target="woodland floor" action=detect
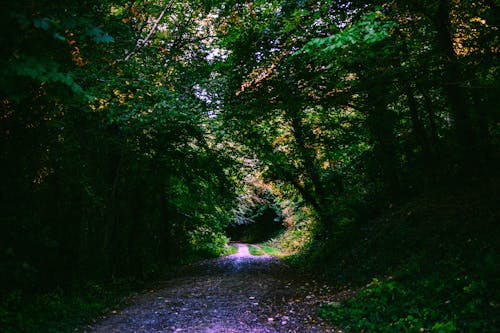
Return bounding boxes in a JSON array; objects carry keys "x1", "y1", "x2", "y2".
[{"x1": 82, "y1": 243, "x2": 348, "y2": 333}]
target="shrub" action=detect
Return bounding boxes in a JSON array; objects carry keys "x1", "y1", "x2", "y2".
[
  {"x1": 319, "y1": 265, "x2": 499, "y2": 332},
  {"x1": 189, "y1": 227, "x2": 229, "y2": 258}
]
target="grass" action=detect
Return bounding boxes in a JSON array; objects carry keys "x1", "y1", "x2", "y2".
[
  {"x1": 248, "y1": 244, "x2": 282, "y2": 257},
  {"x1": 248, "y1": 245, "x2": 266, "y2": 256},
  {"x1": 224, "y1": 244, "x2": 239, "y2": 256},
  {"x1": 259, "y1": 245, "x2": 282, "y2": 257}
]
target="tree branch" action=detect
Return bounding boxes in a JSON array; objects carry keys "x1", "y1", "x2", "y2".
[{"x1": 123, "y1": 0, "x2": 175, "y2": 62}]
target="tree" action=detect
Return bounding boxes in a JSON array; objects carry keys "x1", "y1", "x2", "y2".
[
  {"x1": 216, "y1": 0, "x2": 499, "y2": 229},
  {"x1": 0, "y1": 0, "x2": 237, "y2": 292}
]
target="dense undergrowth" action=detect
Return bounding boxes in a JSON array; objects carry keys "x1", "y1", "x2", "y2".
[
  {"x1": 0, "y1": 279, "x2": 139, "y2": 333},
  {"x1": 305, "y1": 178, "x2": 500, "y2": 332}
]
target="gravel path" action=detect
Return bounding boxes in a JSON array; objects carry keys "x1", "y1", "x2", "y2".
[{"x1": 84, "y1": 244, "x2": 342, "y2": 333}]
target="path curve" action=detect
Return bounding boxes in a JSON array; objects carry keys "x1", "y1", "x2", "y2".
[{"x1": 83, "y1": 244, "x2": 339, "y2": 333}]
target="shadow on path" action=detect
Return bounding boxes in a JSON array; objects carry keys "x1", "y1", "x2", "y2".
[{"x1": 83, "y1": 244, "x2": 338, "y2": 333}]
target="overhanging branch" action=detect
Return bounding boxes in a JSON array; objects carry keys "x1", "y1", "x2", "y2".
[{"x1": 123, "y1": 0, "x2": 175, "y2": 62}]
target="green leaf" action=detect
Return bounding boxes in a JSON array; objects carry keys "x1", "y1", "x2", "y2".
[
  {"x1": 52, "y1": 32, "x2": 66, "y2": 41},
  {"x1": 86, "y1": 26, "x2": 115, "y2": 43},
  {"x1": 33, "y1": 17, "x2": 51, "y2": 30},
  {"x1": 98, "y1": 33, "x2": 115, "y2": 43}
]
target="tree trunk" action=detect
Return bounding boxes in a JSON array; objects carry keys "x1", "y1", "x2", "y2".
[
  {"x1": 433, "y1": 0, "x2": 476, "y2": 160},
  {"x1": 404, "y1": 82, "x2": 430, "y2": 156},
  {"x1": 417, "y1": 85, "x2": 439, "y2": 150},
  {"x1": 288, "y1": 103, "x2": 330, "y2": 224},
  {"x1": 366, "y1": 85, "x2": 400, "y2": 197}
]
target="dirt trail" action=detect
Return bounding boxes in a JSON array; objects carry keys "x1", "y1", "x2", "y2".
[{"x1": 83, "y1": 243, "x2": 340, "y2": 333}]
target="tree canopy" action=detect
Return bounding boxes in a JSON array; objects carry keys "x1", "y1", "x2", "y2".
[{"x1": 1, "y1": 0, "x2": 499, "y2": 331}]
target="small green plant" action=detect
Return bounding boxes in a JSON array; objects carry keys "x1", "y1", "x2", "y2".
[{"x1": 431, "y1": 321, "x2": 457, "y2": 333}]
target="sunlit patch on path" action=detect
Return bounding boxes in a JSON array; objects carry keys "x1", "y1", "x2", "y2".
[
  {"x1": 230, "y1": 243, "x2": 253, "y2": 257},
  {"x1": 83, "y1": 244, "x2": 339, "y2": 333}
]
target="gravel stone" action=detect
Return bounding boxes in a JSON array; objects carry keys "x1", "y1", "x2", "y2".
[{"x1": 83, "y1": 244, "x2": 340, "y2": 333}]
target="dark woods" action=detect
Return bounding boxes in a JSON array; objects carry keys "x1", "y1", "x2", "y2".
[
  {"x1": 0, "y1": 0, "x2": 237, "y2": 292},
  {"x1": 0, "y1": 0, "x2": 498, "y2": 331}
]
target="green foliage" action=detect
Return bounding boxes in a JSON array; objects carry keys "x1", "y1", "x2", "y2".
[
  {"x1": 33, "y1": 17, "x2": 52, "y2": 31},
  {"x1": 224, "y1": 245, "x2": 239, "y2": 256},
  {"x1": 85, "y1": 26, "x2": 114, "y2": 43},
  {"x1": 315, "y1": 181, "x2": 500, "y2": 333},
  {"x1": 300, "y1": 9, "x2": 397, "y2": 55},
  {"x1": 189, "y1": 228, "x2": 230, "y2": 258},
  {"x1": 0, "y1": 279, "x2": 137, "y2": 333},
  {"x1": 259, "y1": 245, "x2": 282, "y2": 257},
  {"x1": 9, "y1": 56, "x2": 84, "y2": 95},
  {"x1": 1, "y1": 0, "x2": 499, "y2": 331},
  {"x1": 0, "y1": 0, "x2": 237, "y2": 306},
  {"x1": 248, "y1": 245, "x2": 265, "y2": 256},
  {"x1": 247, "y1": 243, "x2": 282, "y2": 257},
  {"x1": 319, "y1": 267, "x2": 498, "y2": 332}
]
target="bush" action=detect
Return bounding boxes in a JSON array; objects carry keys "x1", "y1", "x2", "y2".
[
  {"x1": 0, "y1": 279, "x2": 137, "y2": 333},
  {"x1": 189, "y1": 227, "x2": 229, "y2": 258},
  {"x1": 319, "y1": 264, "x2": 499, "y2": 332}
]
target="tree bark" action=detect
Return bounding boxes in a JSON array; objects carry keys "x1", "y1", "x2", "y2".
[
  {"x1": 366, "y1": 84, "x2": 400, "y2": 197},
  {"x1": 287, "y1": 103, "x2": 332, "y2": 225},
  {"x1": 433, "y1": 0, "x2": 476, "y2": 158},
  {"x1": 404, "y1": 82, "x2": 430, "y2": 156}
]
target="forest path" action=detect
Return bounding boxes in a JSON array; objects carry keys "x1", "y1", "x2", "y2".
[{"x1": 83, "y1": 243, "x2": 342, "y2": 333}]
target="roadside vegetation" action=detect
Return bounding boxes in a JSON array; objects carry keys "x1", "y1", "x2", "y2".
[
  {"x1": 224, "y1": 245, "x2": 239, "y2": 256},
  {"x1": 1, "y1": 0, "x2": 498, "y2": 332},
  {"x1": 247, "y1": 244, "x2": 282, "y2": 257},
  {"x1": 287, "y1": 180, "x2": 499, "y2": 332},
  {"x1": 1, "y1": 279, "x2": 142, "y2": 333},
  {"x1": 248, "y1": 245, "x2": 266, "y2": 256}
]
